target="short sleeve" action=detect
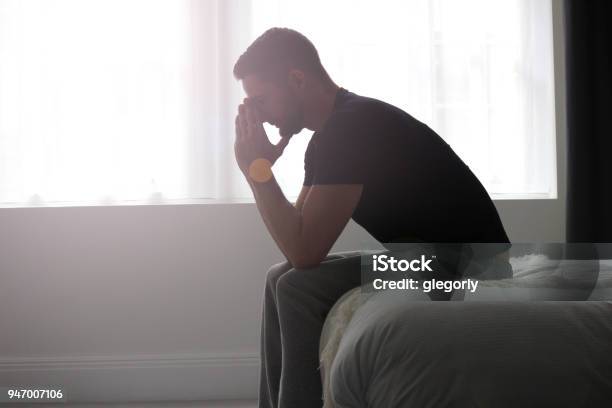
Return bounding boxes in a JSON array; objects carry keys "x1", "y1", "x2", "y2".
[{"x1": 311, "y1": 115, "x2": 367, "y2": 185}]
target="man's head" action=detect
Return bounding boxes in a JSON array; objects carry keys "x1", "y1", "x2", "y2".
[{"x1": 233, "y1": 28, "x2": 334, "y2": 138}]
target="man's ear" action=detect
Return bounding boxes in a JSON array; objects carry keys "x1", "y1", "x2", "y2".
[{"x1": 287, "y1": 69, "x2": 306, "y2": 91}]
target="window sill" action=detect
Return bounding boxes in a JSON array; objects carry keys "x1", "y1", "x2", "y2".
[{"x1": 0, "y1": 192, "x2": 556, "y2": 209}]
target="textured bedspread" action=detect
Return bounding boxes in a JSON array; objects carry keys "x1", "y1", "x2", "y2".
[{"x1": 319, "y1": 256, "x2": 612, "y2": 407}]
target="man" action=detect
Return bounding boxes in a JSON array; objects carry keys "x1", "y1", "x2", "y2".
[{"x1": 233, "y1": 28, "x2": 511, "y2": 408}]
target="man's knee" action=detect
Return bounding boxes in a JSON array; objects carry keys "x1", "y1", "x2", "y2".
[
  {"x1": 275, "y1": 267, "x2": 312, "y2": 299},
  {"x1": 265, "y1": 261, "x2": 292, "y2": 290}
]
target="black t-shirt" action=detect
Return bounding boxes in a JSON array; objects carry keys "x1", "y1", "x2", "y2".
[{"x1": 304, "y1": 87, "x2": 510, "y2": 247}]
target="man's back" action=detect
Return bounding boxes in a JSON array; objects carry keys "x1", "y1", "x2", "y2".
[{"x1": 304, "y1": 88, "x2": 510, "y2": 246}]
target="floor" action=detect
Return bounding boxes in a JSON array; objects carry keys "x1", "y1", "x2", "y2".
[{"x1": 5, "y1": 400, "x2": 257, "y2": 408}]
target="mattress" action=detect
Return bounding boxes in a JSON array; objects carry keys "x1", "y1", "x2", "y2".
[{"x1": 319, "y1": 255, "x2": 612, "y2": 407}]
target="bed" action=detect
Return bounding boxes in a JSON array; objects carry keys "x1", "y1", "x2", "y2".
[{"x1": 319, "y1": 251, "x2": 612, "y2": 407}]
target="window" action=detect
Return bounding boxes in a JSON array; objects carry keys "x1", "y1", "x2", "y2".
[
  {"x1": 0, "y1": 0, "x2": 556, "y2": 207},
  {"x1": 253, "y1": 0, "x2": 557, "y2": 200}
]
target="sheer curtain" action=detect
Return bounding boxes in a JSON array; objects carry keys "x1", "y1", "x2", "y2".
[
  {"x1": 0, "y1": 0, "x2": 252, "y2": 206},
  {"x1": 255, "y1": 0, "x2": 557, "y2": 200},
  {"x1": 0, "y1": 0, "x2": 556, "y2": 207}
]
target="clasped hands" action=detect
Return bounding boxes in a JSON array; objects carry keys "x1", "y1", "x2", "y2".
[{"x1": 234, "y1": 98, "x2": 290, "y2": 182}]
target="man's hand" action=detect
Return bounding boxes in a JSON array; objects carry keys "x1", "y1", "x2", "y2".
[{"x1": 234, "y1": 99, "x2": 290, "y2": 176}]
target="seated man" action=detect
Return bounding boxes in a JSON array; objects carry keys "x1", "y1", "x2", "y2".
[{"x1": 232, "y1": 27, "x2": 511, "y2": 408}]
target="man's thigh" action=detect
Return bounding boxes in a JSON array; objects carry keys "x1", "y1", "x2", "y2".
[
  {"x1": 275, "y1": 252, "x2": 365, "y2": 306},
  {"x1": 266, "y1": 251, "x2": 364, "y2": 284}
]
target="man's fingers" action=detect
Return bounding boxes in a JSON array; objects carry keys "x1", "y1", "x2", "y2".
[
  {"x1": 238, "y1": 104, "x2": 247, "y2": 127},
  {"x1": 251, "y1": 104, "x2": 264, "y2": 124},
  {"x1": 235, "y1": 114, "x2": 243, "y2": 140},
  {"x1": 237, "y1": 105, "x2": 249, "y2": 139},
  {"x1": 245, "y1": 105, "x2": 258, "y2": 132}
]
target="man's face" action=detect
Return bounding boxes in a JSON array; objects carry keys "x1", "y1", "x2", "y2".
[{"x1": 242, "y1": 74, "x2": 304, "y2": 138}]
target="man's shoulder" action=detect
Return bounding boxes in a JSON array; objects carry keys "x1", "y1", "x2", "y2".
[
  {"x1": 329, "y1": 90, "x2": 425, "y2": 134},
  {"x1": 317, "y1": 94, "x2": 382, "y2": 143},
  {"x1": 333, "y1": 91, "x2": 392, "y2": 119}
]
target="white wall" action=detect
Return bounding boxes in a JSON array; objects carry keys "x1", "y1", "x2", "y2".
[
  {"x1": 0, "y1": 200, "x2": 563, "y2": 403},
  {"x1": 0, "y1": 204, "x2": 379, "y2": 402},
  {"x1": 0, "y1": 1, "x2": 567, "y2": 403},
  {"x1": 0, "y1": 199, "x2": 563, "y2": 403}
]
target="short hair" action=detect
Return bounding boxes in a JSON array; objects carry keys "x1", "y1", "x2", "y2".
[{"x1": 233, "y1": 27, "x2": 331, "y2": 83}]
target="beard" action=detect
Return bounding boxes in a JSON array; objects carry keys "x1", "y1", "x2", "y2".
[
  {"x1": 278, "y1": 92, "x2": 305, "y2": 138},
  {"x1": 278, "y1": 120, "x2": 303, "y2": 138}
]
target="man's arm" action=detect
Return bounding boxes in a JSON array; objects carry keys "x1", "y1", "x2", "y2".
[
  {"x1": 247, "y1": 182, "x2": 310, "y2": 264},
  {"x1": 249, "y1": 176, "x2": 362, "y2": 268},
  {"x1": 234, "y1": 100, "x2": 361, "y2": 267}
]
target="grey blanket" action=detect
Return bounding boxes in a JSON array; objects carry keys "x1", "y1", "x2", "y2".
[{"x1": 324, "y1": 257, "x2": 612, "y2": 407}]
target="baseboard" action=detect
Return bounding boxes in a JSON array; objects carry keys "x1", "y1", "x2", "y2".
[{"x1": 0, "y1": 352, "x2": 259, "y2": 403}]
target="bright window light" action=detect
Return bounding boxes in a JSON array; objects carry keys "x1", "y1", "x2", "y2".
[
  {"x1": 252, "y1": 0, "x2": 557, "y2": 200},
  {"x1": 0, "y1": 0, "x2": 557, "y2": 207}
]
